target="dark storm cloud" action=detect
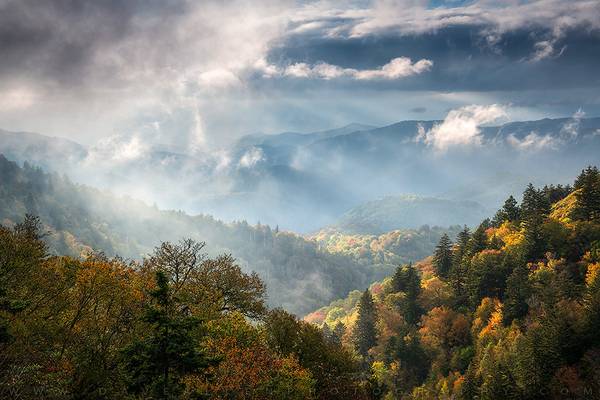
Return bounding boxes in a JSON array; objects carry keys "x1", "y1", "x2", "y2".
[
  {"x1": 266, "y1": 25, "x2": 600, "y2": 92},
  {"x1": 0, "y1": 0, "x2": 189, "y2": 87}
]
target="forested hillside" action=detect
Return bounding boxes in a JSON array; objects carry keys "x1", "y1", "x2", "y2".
[
  {"x1": 0, "y1": 221, "x2": 370, "y2": 399},
  {"x1": 305, "y1": 167, "x2": 600, "y2": 399},
  {"x1": 330, "y1": 196, "x2": 488, "y2": 234},
  {"x1": 0, "y1": 155, "x2": 393, "y2": 315},
  {"x1": 312, "y1": 226, "x2": 462, "y2": 267}
]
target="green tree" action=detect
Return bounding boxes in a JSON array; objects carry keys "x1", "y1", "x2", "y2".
[
  {"x1": 493, "y1": 195, "x2": 520, "y2": 225},
  {"x1": 391, "y1": 264, "x2": 422, "y2": 324},
  {"x1": 450, "y1": 226, "x2": 471, "y2": 305},
  {"x1": 354, "y1": 289, "x2": 378, "y2": 358},
  {"x1": 521, "y1": 184, "x2": 550, "y2": 261},
  {"x1": 502, "y1": 263, "x2": 531, "y2": 325},
  {"x1": 468, "y1": 222, "x2": 489, "y2": 256},
  {"x1": 122, "y1": 271, "x2": 213, "y2": 399},
  {"x1": 264, "y1": 309, "x2": 365, "y2": 399},
  {"x1": 574, "y1": 166, "x2": 600, "y2": 221},
  {"x1": 433, "y1": 234, "x2": 453, "y2": 279}
]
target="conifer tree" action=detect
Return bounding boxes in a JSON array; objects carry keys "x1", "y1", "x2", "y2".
[
  {"x1": 123, "y1": 271, "x2": 213, "y2": 399},
  {"x1": 493, "y1": 195, "x2": 520, "y2": 225},
  {"x1": 391, "y1": 264, "x2": 422, "y2": 324},
  {"x1": 433, "y1": 234, "x2": 453, "y2": 279},
  {"x1": 574, "y1": 166, "x2": 600, "y2": 221},
  {"x1": 520, "y1": 184, "x2": 550, "y2": 261},
  {"x1": 449, "y1": 226, "x2": 471, "y2": 304},
  {"x1": 353, "y1": 289, "x2": 378, "y2": 358},
  {"x1": 468, "y1": 223, "x2": 488, "y2": 256},
  {"x1": 502, "y1": 263, "x2": 531, "y2": 325}
]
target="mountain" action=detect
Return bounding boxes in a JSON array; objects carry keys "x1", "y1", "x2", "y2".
[
  {"x1": 331, "y1": 195, "x2": 489, "y2": 234},
  {"x1": 304, "y1": 168, "x2": 600, "y2": 398},
  {"x1": 0, "y1": 154, "x2": 393, "y2": 315},
  {"x1": 1, "y1": 116, "x2": 600, "y2": 232}
]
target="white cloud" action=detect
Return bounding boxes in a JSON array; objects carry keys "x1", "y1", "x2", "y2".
[
  {"x1": 507, "y1": 132, "x2": 559, "y2": 151},
  {"x1": 280, "y1": 57, "x2": 433, "y2": 80},
  {"x1": 238, "y1": 146, "x2": 265, "y2": 168},
  {"x1": 197, "y1": 69, "x2": 242, "y2": 89},
  {"x1": 419, "y1": 104, "x2": 507, "y2": 152},
  {"x1": 354, "y1": 57, "x2": 433, "y2": 79},
  {"x1": 86, "y1": 134, "x2": 150, "y2": 164},
  {"x1": 561, "y1": 108, "x2": 585, "y2": 137}
]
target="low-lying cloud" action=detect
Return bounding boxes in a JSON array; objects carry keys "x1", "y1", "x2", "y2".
[
  {"x1": 507, "y1": 132, "x2": 559, "y2": 151},
  {"x1": 418, "y1": 104, "x2": 508, "y2": 152}
]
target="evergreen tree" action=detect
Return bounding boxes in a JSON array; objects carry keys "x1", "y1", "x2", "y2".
[
  {"x1": 391, "y1": 264, "x2": 422, "y2": 324},
  {"x1": 449, "y1": 226, "x2": 471, "y2": 304},
  {"x1": 574, "y1": 166, "x2": 600, "y2": 221},
  {"x1": 468, "y1": 223, "x2": 488, "y2": 257},
  {"x1": 122, "y1": 271, "x2": 213, "y2": 399},
  {"x1": 433, "y1": 234, "x2": 453, "y2": 279},
  {"x1": 353, "y1": 289, "x2": 378, "y2": 358},
  {"x1": 520, "y1": 184, "x2": 550, "y2": 261},
  {"x1": 542, "y1": 184, "x2": 572, "y2": 204},
  {"x1": 502, "y1": 263, "x2": 531, "y2": 325},
  {"x1": 583, "y1": 264, "x2": 600, "y2": 346},
  {"x1": 493, "y1": 195, "x2": 520, "y2": 226}
]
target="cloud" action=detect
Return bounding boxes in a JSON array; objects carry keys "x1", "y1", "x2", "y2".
[
  {"x1": 86, "y1": 134, "x2": 149, "y2": 164},
  {"x1": 280, "y1": 57, "x2": 432, "y2": 80},
  {"x1": 293, "y1": 0, "x2": 600, "y2": 61},
  {"x1": 507, "y1": 132, "x2": 559, "y2": 151},
  {"x1": 238, "y1": 147, "x2": 265, "y2": 168},
  {"x1": 419, "y1": 104, "x2": 507, "y2": 152},
  {"x1": 196, "y1": 69, "x2": 242, "y2": 90},
  {"x1": 561, "y1": 108, "x2": 585, "y2": 137}
]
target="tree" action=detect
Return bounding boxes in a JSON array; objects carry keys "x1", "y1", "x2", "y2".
[
  {"x1": 450, "y1": 226, "x2": 471, "y2": 305},
  {"x1": 122, "y1": 271, "x2": 213, "y2": 399},
  {"x1": 264, "y1": 309, "x2": 366, "y2": 399},
  {"x1": 146, "y1": 240, "x2": 266, "y2": 319},
  {"x1": 433, "y1": 234, "x2": 453, "y2": 279},
  {"x1": 466, "y1": 250, "x2": 511, "y2": 309},
  {"x1": 468, "y1": 223, "x2": 488, "y2": 257},
  {"x1": 391, "y1": 264, "x2": 422, "y2": 324},
  {"x1": 493, "y1": 195, "x2": 520, "y2": 226},
  {"x1": 574, "y1": 166, "x2": 600, "y2": 221},
  {"x1": 354, "y1": 289, "x2": 378, "y2": 358},
  {"x1": 503, "y1": 263, "x2": 531, "y2": 325},
  {"x1": 521, "y1": 184, "x2": 550, "y2": 261}
]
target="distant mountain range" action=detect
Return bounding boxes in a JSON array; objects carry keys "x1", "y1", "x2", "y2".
[{"x1": 1, "y1": 116, "x2": 600, "y2": 232}]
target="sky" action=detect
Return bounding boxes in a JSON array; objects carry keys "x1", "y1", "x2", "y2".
[{"x1": 0, "y1": 0, "x2": 599, "y2": 151}]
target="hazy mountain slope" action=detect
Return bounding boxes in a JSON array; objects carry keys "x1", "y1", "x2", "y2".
[
  {"x1": 0, "y1": 154, "x2": 393, "y2": 315},
  {"x1": 1, "y1": 117, "x2": 600, "y2": 232},
  {"x1": 331, "y1": 195, "x2": 489, "y2": 234}
]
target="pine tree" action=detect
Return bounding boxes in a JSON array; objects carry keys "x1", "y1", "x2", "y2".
[
  {"x1": 574, "y1": 166, "x2": 600, "y2": 221},
  {"x1": 520, "y1": 184, "x2": 550, "y2": 261},
  {"x1": 502, "y1": 263, "x2": 531, "y2": 325},
  {"x1": 123, "y1": 271, "x2": 213, "y2": 399},
  {"x1": 495, "y1": 195, "x2": 520, "y2": 224},
  {"x1": 449, "y1": 226, "x2": 471, "y2": 304},
  {"x1": 354, "y1": 289, "x2": 378, "y2": 358},
  {"x1": 391, "y1": 264, "x2": 422, "y2": 324},
  {"x1": 468, "y1": 223, "x2": 488, "y2": 256},
  {"x1": 433, "y1": 234, "x2": 453, "y2": 279}
]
